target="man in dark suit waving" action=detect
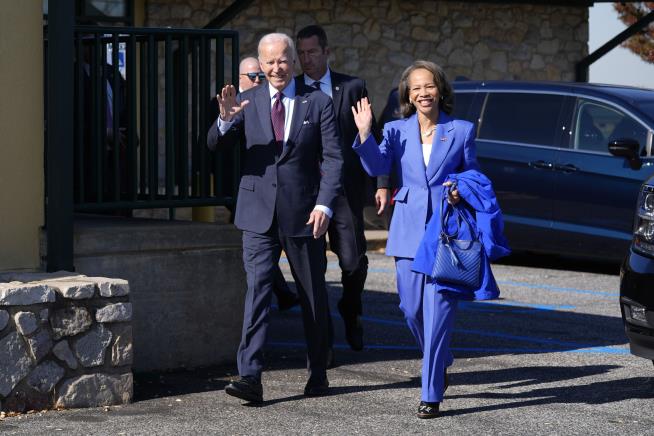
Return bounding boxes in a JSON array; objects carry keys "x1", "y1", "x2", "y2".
[
  {"x1": 211, "y1": 33, "x2": 343, "y2": 402},
  {"x1": 285, "y1": 25, "x2": 389, "y2": 351}
]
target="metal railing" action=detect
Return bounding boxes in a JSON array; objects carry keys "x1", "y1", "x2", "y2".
[{"x1": 70, "y1": 26, "x2": 239, "y2": 211}]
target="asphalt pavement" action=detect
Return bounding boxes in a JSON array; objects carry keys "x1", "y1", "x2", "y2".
[{"x1": 2, "y1": 250, "x2": 653, "y2": 435}]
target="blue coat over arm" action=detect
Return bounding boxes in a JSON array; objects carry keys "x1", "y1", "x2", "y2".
[{"x1": 412, "y1": 170, "x2": 511, "y2": 301}]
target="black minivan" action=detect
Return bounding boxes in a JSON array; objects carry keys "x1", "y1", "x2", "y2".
[{"x1": 382, "y1": 81, "x2": 654, "y2": 262}]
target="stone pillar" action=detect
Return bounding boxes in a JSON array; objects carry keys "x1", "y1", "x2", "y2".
[{"x1": 0, "y1": 272, "x2": 132, "y2": 412}]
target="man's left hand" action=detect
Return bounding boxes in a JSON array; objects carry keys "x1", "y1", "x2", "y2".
[
  {"x1": 307, "y1": 210, "x2": 330, "y2": 239},
  {"x1": 375, "y1": 188, "x2": 389, "y2": 215}
]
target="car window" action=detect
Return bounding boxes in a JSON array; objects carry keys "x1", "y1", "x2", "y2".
[
  {"x1": 478, "y1": 92, "x2": 565, "y2": 146},
  {"x1": 635, "y1": 100, "x2": 654, "y2": 120},
  {"x1": 572, "y1": 99, "x2": 648, "y2": 154},
  {"x1": 452, "y1": 92, "x2": 475, "y2": 122},
  {"x1": 636, "y1": 101, "x2": 654, "y2": 120}
]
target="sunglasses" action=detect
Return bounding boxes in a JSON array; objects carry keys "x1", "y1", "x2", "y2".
[{"x1": 241, "y1": 72, "x2": 266, "y2": 82}]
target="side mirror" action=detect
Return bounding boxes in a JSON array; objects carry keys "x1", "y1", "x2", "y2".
[{"x1": 609, "y1": 138, "x2": 641, "y2": 170}]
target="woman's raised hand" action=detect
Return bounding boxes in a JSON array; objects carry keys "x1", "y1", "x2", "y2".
[
  {"x1": 351, "y1": 97, "x2": 373, "y2": 142},
  {"x1": 217, "y1": 85, "x2": 249, "y2": 122}
]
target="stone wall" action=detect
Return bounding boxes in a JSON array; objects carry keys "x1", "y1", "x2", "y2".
[
  {"x1": 72, "y1": 216, "x2": 245, "y2": 373},
  {"x1": 0, "y1": 272, "x2": 132, "y2": 412},
  {"x1": 146, "y1": 0, "x2": 588, "y2": 114}
]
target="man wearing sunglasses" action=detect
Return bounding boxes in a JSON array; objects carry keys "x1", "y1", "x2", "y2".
[
  {"x1": 237, "y1": 57, "x2": 266, "y2": 92},
  {"x1": 240, "y1": 71, "x2": 266, "y2": 84},
  {"x1": 208, "y1": 57, "x2": 264, "y2": 150},
  {"x1": 208, "y1": 57, "x2": 264, "y2": 126}
]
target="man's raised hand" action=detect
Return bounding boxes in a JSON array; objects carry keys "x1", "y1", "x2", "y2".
[{"x1": 216, "y1": 85, "x2": 249, "y2": 122}]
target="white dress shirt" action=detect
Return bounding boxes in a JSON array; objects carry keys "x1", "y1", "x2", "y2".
[
  {"x1": 217, "y1": 81, "x2": 295, "y2": 145},
  {"x1": 422, "y1": 143, "x2": 433, "y2": 167},
  {"x1": 303, "y1": 69, "x2": 333, "y2": 99},
  {"x1": 217, "y1": 80, "x2": 332, "y2": 218}
]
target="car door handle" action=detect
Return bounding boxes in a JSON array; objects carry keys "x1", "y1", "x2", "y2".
[
  {"x1": 528, "y1": 160, "x2": 554, "y2": 170},
  {"x1": 555, "y1": 163, "x2": 578, "y2": 173}
]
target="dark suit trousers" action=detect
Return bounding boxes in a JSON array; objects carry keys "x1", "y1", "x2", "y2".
[
  {"x1": 272, "y1": 191, "x2": 367, "y2": 330},
  {"x1": 328, "y1": 193, "x2": 368, "y2": 316},
  {"x1": 238, "y1": 224, "x2": 330, "y2": 382}
]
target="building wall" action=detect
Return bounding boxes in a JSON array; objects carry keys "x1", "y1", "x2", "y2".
[
  {"x1": 0, "y1": 1, "x2": 44, "y2": 270},
  {"x1": 146, "y1": 0, "x2": 588, "y2": 113}
]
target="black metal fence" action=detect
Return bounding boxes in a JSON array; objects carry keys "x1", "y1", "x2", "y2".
[{"x1": 70, "y1": 26, "x2": 239, "y2": 211}]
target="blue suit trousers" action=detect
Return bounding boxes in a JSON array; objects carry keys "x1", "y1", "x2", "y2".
[{"x1": 395, "y1": 257, "x2": 458, "y2": 402}]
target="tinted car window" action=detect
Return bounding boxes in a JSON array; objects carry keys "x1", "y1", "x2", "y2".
[
  {"x1": 573, "y1": 99, "x2": 648, "y2": 153},
  {"x1": 638, "y1": 101, "x2": 654, "y2": 120},
  {"x1": 478, "y1": 92, "x2": 565, "y2": 146},
  {"x1": 452, "y1": 92, "x2": 475, "y2": 122}
]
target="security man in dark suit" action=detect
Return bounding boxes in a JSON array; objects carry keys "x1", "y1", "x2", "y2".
[
  {"x1": 272, "y1": 24, "x2": 389, "y2": 352},
  {"x1": 209, "y1": 33, "x2": 343, "y2": 403}
]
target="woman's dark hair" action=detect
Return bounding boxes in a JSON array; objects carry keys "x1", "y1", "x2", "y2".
[{"x1": 397, "y1": 60, "x2": 454, "y2": 118}]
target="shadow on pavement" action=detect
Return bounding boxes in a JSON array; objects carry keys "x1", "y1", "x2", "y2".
[
  {"x1": 443, "y1": 368, "x2": 654, "y2": 417},
  {"x1": 268, "y1": 286, "x2": 627, "y2": 363},
  {"x1": 495, "y1": 252, "x2": 620, "y2": 275},
  {"x1": 133, "y1": 366, "x2": 230, "y2": 402},
  {"x1": 133, "y1": 280, "x2": 628, "y2": 403},
  {"x1": 450, "y1": 365, "x2": 621, "y2": 389},
  {"x1": 243, "y1": 376, "x2": 421, "y2": 407}
]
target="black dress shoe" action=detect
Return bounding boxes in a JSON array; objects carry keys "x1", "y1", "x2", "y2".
[
  {"x1": 337, "y1": 301, "x2": 363, "y2": 351},
  {"x1": 303, "y1": 377, "x2": 329, "y2": 397},
  {"x1": 416, "y1": 401, "x2": 440, "y2": 419},
  {"x1": 277, "y1": 293, "x2": 300, "y2": 312},
  {"x1": 225, "y1": 376, "x2": 263, "y2": 403}
]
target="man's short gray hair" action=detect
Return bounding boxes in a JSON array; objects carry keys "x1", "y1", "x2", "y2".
[
  {"x1": 239, "y1": 56, "x2": 259, "y2": 73},
  {"x1": 258, "y1": 33, "x2": 295, "y2": 60}
]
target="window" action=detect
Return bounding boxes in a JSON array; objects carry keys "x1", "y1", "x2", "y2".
[
  {"x1": 80, "y1": 0, "x2": 127, "y2": 18},
  {"x1": 43, "y1": 0, "x2": 133, "y2": 26},
  {"x1": 637, "y1": 100, "x2": 654, "y2": 120},
  {"x1": 478, "y1": 92, "x2": 565, "y2": 146},
  {"x1": 572, "y1": 99, "x2": 648, "y2": 153},
  {"x1": 452, "y1": 92, "x2": 475, "y2": 122}
]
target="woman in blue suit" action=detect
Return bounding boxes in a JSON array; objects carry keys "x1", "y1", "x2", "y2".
[{"x1": 351, "y1": 60, "x2": 479, "y2": 418}]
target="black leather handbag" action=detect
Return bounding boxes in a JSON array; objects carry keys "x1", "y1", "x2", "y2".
[{"x1": 432, "y1": 186, "x2": 482, "y2": 288}]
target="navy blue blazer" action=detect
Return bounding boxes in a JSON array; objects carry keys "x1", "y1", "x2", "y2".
[{"x1": 211, "y1": 83, "x2": 343, "y2": 237}]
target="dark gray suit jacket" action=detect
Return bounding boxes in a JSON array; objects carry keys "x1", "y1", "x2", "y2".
[
  {"x1": 296, "y1": 72, "x2": 388, "y2": 216},
  {"x1": 208, "y1": 82, "x2": 343, "y2": 237}
]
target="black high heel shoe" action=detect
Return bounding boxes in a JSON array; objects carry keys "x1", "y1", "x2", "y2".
[{"x1": 416, "y1": 401, "x2": 440, "y2": 419}]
